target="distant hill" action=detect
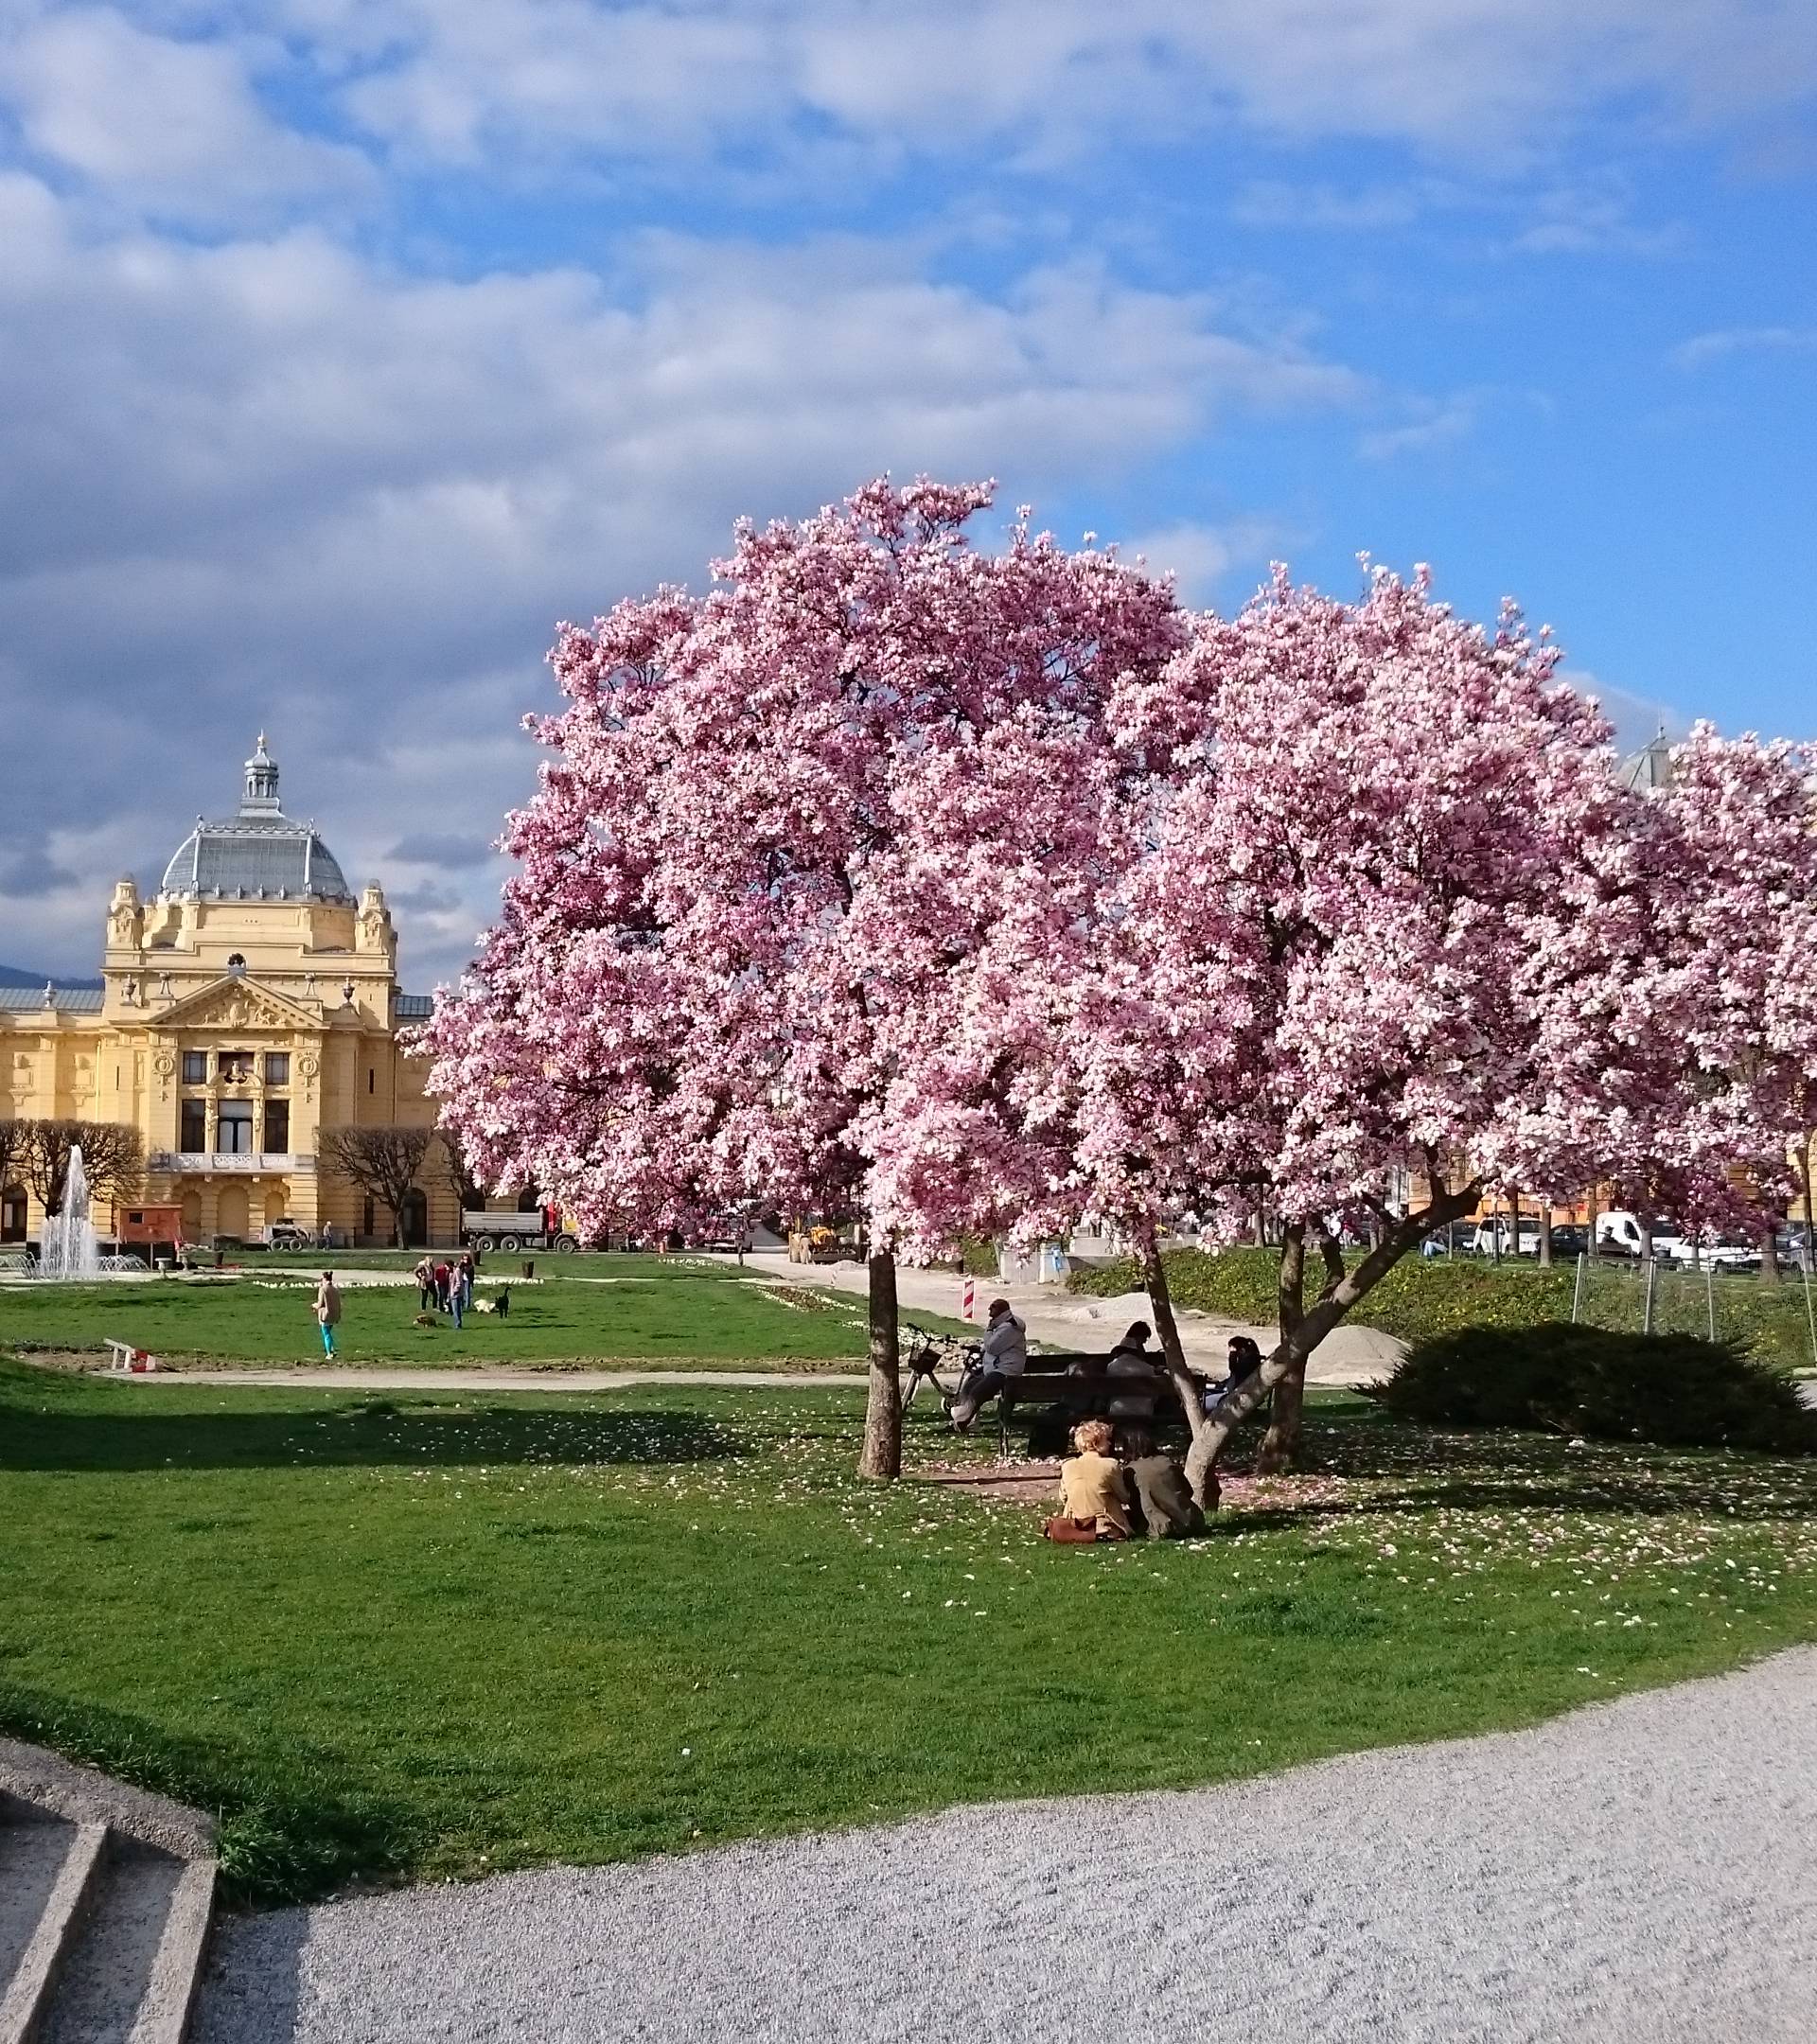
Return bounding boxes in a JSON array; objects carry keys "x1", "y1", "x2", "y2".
[{"x1": 0, "y1": 965, "x2": 103, "y2": 990}]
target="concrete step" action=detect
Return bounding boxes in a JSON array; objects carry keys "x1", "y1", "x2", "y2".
[
  {"x1": 38, "y1": 1841, "x2": 217, "y2": 2044},
  {"x1": 0, "y1": 1748, "x2": 216, "y2": 2044},
  {"x1": 0, "y1": 1821, "x2": 80, "y2": 2011},
  {"x1": 0, "y1": 1817, "x2": 108, "y2": 2044}
]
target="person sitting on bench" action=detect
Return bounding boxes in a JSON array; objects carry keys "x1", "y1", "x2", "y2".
[
  {"x1": 1047, "y1": 1418, "x2": 1133, "y2": 1540},
  {"x1": 1116, "y1": 1425, "x2": 1208, "y2": 1538},
  {"x1": 1206, "y1": 1334, "x2": 1262, "y2": 1415},
  {"x1": 1106, "y1": 1319, "x2": 1167, "y2": 1419},
  {"x1": 948, "y1": 1298, "x2": 1027, "y2": 1431}
]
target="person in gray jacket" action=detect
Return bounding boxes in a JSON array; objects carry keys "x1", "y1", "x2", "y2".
[{"x1": 947, "y1": 1298, "x2": 1027, "y2": 1431}]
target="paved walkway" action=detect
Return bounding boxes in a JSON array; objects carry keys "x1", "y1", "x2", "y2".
[
  {"x1": 712, "y1": 1251, "x2": 1403, "y2": 1385},
  {"x1": 194, "y1": 1648, "x2": 1817, "y2": 2043}
]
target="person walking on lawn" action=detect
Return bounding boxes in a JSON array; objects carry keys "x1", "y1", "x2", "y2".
[
  {"x1": 314, "y1": 1271, "x2": 343, "y2": 1358},
  {"x1": 414, "y1": 1255, "x2": 435, "y2": 1312}
]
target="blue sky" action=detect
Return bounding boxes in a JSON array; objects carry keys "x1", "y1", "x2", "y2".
[{"x1": 0, "y1": 1, "x2": 1812, "y2": 983}]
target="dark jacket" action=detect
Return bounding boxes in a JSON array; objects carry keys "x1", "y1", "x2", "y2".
[{"x1": 1128, "y1": 1454, "x2": 1205, "y2": 1539}]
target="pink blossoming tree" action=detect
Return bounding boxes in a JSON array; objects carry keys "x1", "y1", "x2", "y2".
[
  {"x1": 871, "y1": 567, "x2": 1817, "y2": 1488},
  {"x1": 422, "y1": 479, "x2": 1185, "y2": 1478},
  {"x1": 429, "y1": 473, "x2": 1817, "y2": 1491}
]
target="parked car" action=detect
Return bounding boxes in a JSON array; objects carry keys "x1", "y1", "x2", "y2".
[{"x1": 1659, "y1": 1232, "x2": 1760, "y2": 1272}]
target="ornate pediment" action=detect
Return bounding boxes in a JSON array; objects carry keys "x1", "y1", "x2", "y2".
[{"x1": 152, "y1": 976, "x2": 322, "y2": 1034}]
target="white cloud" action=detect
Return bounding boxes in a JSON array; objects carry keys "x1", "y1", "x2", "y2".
[
  {"x1": 1560, "y1": 669, "x2": 1691, "y2": 755},
  {"x1": 1112, "y1": 518, "x2": 1291, "y2": 606},
  {"x1": 0, "y1": 7, "x2": 373, "y2": 223},
  {"x1": 0, "y1": 180, "x2": 1360, "y2": 982},
  {"x1": 1229, "y1": 180, "x2": 1436, "y2": 231},
  {"x1": 258, "y1": 0, "x2": 1817, "y2": 173},
  {"x1": 1669, "y1": 324, "x2": 1817, "y2": 369},
  {"x1": 1358, "y1": 395, "x2": 1478, "y2": 461}
]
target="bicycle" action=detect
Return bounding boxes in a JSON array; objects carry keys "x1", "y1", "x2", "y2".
[{"x1": 900, "y1": 1321, "x2": 978, "y2": 1408}]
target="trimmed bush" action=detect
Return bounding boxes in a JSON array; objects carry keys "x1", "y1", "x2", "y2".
[
  {"x1": 1067, "y1": 1246, "x2": 1817, "y2": 1368},
  {"x1": 1374, "y1": 1322, "x2": 1816, "y2": 1455}
]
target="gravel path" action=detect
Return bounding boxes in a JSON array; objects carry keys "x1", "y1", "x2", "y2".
[
  {"x1": 196, "y1": 1648, "x2": 1817, "y2": 2044},
  {"x1": 119, "y1": 1366, "x2": 871, "y2": 1390},
  {"x1": 714, "y1": 1250, "x2": 1403, "y2": 1384}
]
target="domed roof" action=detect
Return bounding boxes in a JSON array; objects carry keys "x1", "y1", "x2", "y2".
[{"x1": 157, "y1": 735, "x2": 353, "y2": 904}]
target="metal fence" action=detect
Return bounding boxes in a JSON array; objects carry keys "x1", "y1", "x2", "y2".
[{"x1": 1568, "y1": 1251, "x2": 1817, "y2": 1364}]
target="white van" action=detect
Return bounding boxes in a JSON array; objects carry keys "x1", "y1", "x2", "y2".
[
  {"x1": 1471, "y1": 1221, "x2": 1542, "y2": 1257},
  {"x1": 1595, "y1": 1211, "x2": 1649, "y2": 1259},
  {"x1": 1591, "y1": 1212, "x2": 1756, "y2": 1267}
]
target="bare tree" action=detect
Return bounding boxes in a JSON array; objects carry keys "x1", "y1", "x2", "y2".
[
  {"x1": 23, "y1": 1119, "x2": 80, "y2": 1214},
  {"x1": 22, "y1": 1119, "x2": 146, "y2": 1215},
  {"x1": 320, "y1": 1125, "x2": 432, "y2": 1246},
  {"x1": 0, "y1": 1119, "x2": 26, "y2": 1199},
  {"x1": 74, "y1": 1123, "x2": 146, "y2": 1210},
  {"x1": 436, "y1": 1130, "x2": 484, "y2": 1214}
]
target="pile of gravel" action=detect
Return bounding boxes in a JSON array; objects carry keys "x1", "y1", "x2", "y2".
[{"x1": 197, "y1": 1649, "x2": 1817, "y2": 2043}]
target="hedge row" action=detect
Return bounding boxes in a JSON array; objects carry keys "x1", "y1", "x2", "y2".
[
  {"x1": 1067, "y1": 1245, "x2": 1816, "y2": 1368},
  {"x1": 1375, "y1": 1323, "x2": 1815, "y2": 1455}
]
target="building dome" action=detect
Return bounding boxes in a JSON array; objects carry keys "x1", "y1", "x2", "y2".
[{"x1": 157, "y1": 735, "x2": 353, "y2": 903}]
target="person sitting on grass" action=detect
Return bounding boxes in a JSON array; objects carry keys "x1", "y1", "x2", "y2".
[
  {"x1": 1115, "y1": 1425, "x2": 1209, "y2": 1538},
  {"x1": 1047, "y1": 1418, "x2": 1132, "y2": 1541},
  {"x1": 313, "y1": 1271, "x2": 342, "y2": 1359},
  {"x1": 947, "y1": 1298, "x2": 1027, "y2": 1431}
]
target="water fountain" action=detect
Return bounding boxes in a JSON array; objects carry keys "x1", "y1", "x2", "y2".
[
  {"x1": 38, "y1": 1144, "x2": 102, "y2": 1278},
  {"x1": 35, "y1": 1145, "x2": 146, "y2": 1277}
]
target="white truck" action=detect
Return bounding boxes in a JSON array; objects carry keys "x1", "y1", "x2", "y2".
[
  {"x1": 460, "y1": 1208, "x2": 580, "y2": 1255},
  {"x1": 1593, "y1": 1211, "x2": 1758, "y2": 1269}
]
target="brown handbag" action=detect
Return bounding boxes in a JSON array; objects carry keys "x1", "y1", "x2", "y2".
[{"x1": 1043, "y1": 1514, "x2": 1101, "y2": 1543}]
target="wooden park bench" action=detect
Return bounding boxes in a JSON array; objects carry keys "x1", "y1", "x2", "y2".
[
  {"x1": 993, "y1": 1356, "x2": 1191, "y2": 1454},
  {"x1": 900, "y1": 1325, "x2": 1199, "y2": 1453}
]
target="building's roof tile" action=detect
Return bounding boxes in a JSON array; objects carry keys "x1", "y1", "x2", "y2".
[{"x1": 0, "y1": 986, "x2": 105, "y2": 1013}]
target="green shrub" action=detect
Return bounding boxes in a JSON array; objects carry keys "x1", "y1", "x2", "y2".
[
  {"x1": 1067, "y1": 1247, "x2": 1817, "y2": 1367},
  {"x1": 1374, "y1": 1323, "x2": 1816, "y2": 1455}
]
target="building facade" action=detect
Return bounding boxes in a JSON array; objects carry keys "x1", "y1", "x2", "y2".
[{"x1": 0, "y1": 738, "x2": 459, "y2": 1248}]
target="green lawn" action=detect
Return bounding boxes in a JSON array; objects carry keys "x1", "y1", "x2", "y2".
[
  {"x1": 4, "y1": 1356, "x2": 1814, "y2": 1908},
  {"x1": 0, "y1": 1257, "x2": 963, "y2": 1366}
]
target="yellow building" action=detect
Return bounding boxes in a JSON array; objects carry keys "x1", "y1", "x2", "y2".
[{"x1": 0, "y1": 737, "x2": 459, "y2": 1248}]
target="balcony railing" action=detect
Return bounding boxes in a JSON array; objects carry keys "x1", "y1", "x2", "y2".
[{"x1": 149, "y1": 1153, "x2": 314, "y2": 1174}]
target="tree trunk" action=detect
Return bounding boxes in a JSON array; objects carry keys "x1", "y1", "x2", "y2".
[
  {"x1": 1489, "y1": 1191, "x2": 1502, "y2": 1264},
  {"x1": 1758, "y1": 1225, "x2": 1782, "y2": 1287},
  {"x1": 1255, "y1": 1367, "x2": 1305, "y2": 1474},
  {"x1": 1191, "y1": 1188, "x2": 1479, "y2": 1487},
  {"x1": 1137, "y1": 1226, "x2": 1220, "y2": 1503},
  {"x1": 1790, "y1": 1144, "x2": 1807, "y2": 1267},
  {"x1": 1586, "y1": 1185, "x2": 1599, "y2": 1261},
  {"x1": 858, "y1": 1247, "x2": 902, "y2": 1480},
  {"x1": 1538, "y1": 1204, "x2": 1553, "y2": 1268},
  {"x1": 1253, "y1": 1223, "x2": 1313, "y2": 1474}
]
